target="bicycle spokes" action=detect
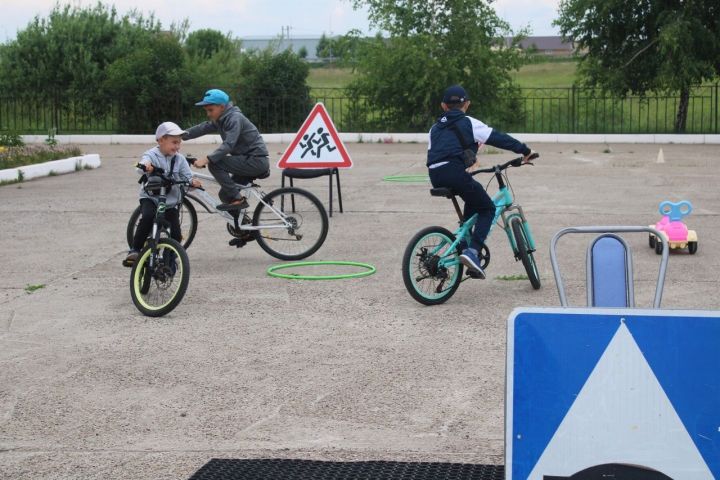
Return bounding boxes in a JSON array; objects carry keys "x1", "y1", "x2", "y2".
[
  {"x1": 130, "y1": 239, "x2": 189, "y2": 316},
  {"x1": 403, "y1": 228, "x2": 463, "y2": 304},
  {"x1": 253, "y1": 188, "x2": 328, "y2": 261}
]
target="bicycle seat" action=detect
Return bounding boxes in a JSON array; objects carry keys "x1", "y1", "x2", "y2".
[
  {"x1": 232, "y1": 170, "x2": 270, "y2": 185},
  {"x1": 430, "y1": 188, "x2": 456, "y2": 198}
]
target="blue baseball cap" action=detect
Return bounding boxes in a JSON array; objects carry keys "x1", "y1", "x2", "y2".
[
  {"x1": 195, "y1": 89, "x2": 230, "y2": 106},
  {"x1": 442, "y1": 85, "x2": 469, "y2": 104}
]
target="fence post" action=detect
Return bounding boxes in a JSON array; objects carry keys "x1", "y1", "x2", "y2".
[
  {"x1": 715, "y1": 83, "x2": 720, "y2": 133},
  {"x1": 53, "y1": 90, "x2": 60, "y2": 134},
  {"x1": 570, "y1": 85, "x2": 576, "y2": 133}
]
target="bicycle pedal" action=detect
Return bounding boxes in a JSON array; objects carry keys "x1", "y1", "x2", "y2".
[
  {"x1": 466, "y1": 270, "x2": 485, "y2": 279},
  {"x1": 229, "y1": 238, "x2": 247, "y2": 248}
]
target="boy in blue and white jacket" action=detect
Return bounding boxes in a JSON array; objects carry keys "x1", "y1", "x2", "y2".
[
  {"x1": 123, "y1": 122, "x2": 201, "y2": 267},
  {"x1": 427, "y1": 85, "x2": 534, "y2": 279}
]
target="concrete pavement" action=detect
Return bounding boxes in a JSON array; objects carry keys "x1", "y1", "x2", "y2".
[{"x1": 1, "y1": 142, "x2": 718, "y2": 479}]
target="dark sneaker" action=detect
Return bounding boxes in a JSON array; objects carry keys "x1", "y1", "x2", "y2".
[
  {"x1": 122, "y1": 250, "x2": 139, "y2": 267},
  {"x1": 460, "y1": 248, "x2": 486, "y2": 279},
  {"x1": 217, "y1": 197, "x2": 249, "y2": 211}
]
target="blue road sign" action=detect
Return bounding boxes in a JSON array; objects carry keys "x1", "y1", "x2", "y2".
[{"x1": 506, "y1": 307, "x2": 720, "y2": 480}]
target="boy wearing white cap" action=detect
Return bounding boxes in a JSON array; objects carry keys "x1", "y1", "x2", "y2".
[{"x1": 123, "y1": 122, "x2": 202, "y2": 267}]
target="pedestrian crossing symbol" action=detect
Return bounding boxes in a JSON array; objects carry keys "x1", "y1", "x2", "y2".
[{"x1": 277, "y1": 103, "x2": 352, "y2": 169}]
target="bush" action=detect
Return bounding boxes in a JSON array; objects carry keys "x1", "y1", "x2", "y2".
[
  {"x1": 0, "y1": 145, "x2": 82, "y2": 169},
  {"x1": 234, "y1": 48, "x2": 312, "y2": 132},
  {"x1": 0, "y1": 132, "x2": 24, "y2": 147}
]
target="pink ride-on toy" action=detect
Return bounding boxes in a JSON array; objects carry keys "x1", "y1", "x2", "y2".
[{"x1": 648, "y1": 200, "x2": 698, "y2": 255}]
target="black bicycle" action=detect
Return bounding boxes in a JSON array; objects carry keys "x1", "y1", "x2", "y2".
[{"x1": 129, "y1": 164, "x2": 191, "y2": 317}]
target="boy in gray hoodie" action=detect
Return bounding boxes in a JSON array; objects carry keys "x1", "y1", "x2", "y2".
[{"x1": 183, "y1": 89, "x2": 270, "y2": 210}]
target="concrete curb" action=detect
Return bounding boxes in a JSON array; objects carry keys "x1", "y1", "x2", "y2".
[
  {"x1": 0, "y1": 153, "x2": 101, "y2": 183},
  {"x1": 20, "y1": 133, "x2": 720, "y2": 145}
]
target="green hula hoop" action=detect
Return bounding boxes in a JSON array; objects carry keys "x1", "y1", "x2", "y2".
[
  {"x1": 267, "y1": 261, "x2": 377, "y2": 280},
  {"x1": 382, "y1": 174, "x2": 429, "y2": 183}
]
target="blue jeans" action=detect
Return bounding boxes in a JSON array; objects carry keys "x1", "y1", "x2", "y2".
[{"x1": 429, "y1": 162, "x2": 495, "y2": 251}]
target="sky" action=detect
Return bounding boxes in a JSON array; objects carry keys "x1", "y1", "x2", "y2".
[{"x1": 0, "y1": 0, "x2": 563, "y2": 43}]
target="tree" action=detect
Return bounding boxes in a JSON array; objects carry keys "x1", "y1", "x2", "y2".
[
  {"x1": 235, "y1": 48, "x2": 311, "y2": 132},
  {"x1": 104, "y1": 34, "x2": 190, "y2": 132},
  {"x1": 555, "y1": 0, "x2": 720, "y2": 132},
  {"x1": 316, "y1": 33, "x2": 332, "y2": 59},
  {"x1": 348, "y1": 0, "x2": 526, "y2": 132},
  {"x1": 0, "y1": 3, "x2": 159, "y2": 104},
  {"x1": 185, "y1": 29, "x2": 234, "y2": 59}
]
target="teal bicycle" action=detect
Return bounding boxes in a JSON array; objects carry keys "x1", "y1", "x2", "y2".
[{"x1": 402, "y1": 153, "x2": 540, "y2": 305}]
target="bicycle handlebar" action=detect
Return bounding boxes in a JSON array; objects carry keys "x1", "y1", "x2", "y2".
[
  {"x1": 135, "y1": 163, "x2": 193, "y2": 187},
  {"x1": 470, "y1": 152, "x2": 539, "y2": 176}
]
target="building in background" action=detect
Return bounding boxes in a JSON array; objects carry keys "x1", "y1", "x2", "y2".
[
  {"x1": 241, "y1": 36, "x2": 323, "y2": 61},
  {"x1": 508, "y1": 36, "x2": 575, "y2": 56},
  {"x1": 241, "y1": 35, "x2": 575, "y2": 61}
]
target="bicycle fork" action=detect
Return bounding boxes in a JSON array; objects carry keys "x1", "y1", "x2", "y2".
[{"x1": 502, "y1": 205, "x2": 537, "y2": 255}]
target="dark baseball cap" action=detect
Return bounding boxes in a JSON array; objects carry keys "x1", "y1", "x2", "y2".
[{"x1": 442, "y1": 85, "x2": 469, "y2": 104}]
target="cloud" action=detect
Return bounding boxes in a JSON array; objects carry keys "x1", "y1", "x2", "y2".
[{"x1": 492, "y1": 0, "x2": 562, "y2": 35}]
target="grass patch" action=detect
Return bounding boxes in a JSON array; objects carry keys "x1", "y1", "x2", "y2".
[
  {"x1": 496, "y1": 274, "x2": 529, "y2": 281},
  {"x1": 511, "y1": 61, "x2": 578, "y2": 88},
  {"x1": 0, "y1": 145, "x2": 82, "y2": 170},
  {"x1": 24, "y1": 284, "x2": 45, "y2": 294},
  {"x1": 308, "y1": 65, "x2": 356, "y2": 89},
  {"x1": 307, "y1": 62, "x2": 580, "y2": 90}
]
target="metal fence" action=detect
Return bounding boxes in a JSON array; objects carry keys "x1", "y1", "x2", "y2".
[{"x1": 1, "y1": 85, "x2": 717, "y2": 135}]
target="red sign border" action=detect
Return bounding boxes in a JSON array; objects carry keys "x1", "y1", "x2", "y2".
[{"x1": 277, "y1": 103, "x2": 353, "y2": 169}]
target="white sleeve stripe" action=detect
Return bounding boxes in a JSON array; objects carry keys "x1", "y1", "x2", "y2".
[
  {"x1": 468, "y1": 116, "x2": 493, "y2": 144},
  {"x1": 428, "y1": 126, "x2": 433, "y2": 150}
]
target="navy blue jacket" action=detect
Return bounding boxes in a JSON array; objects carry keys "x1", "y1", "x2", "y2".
[{"x1": 427, "y1": 109, "x2": 531, "y2": 167}]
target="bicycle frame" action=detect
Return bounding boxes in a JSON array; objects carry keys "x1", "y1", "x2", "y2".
[
  {"x1": 434, "y1": 176, "x2": 536, "y2": 270},
  {"x1": 186, "y1": 171, "x2": 294, "y2": 232}
]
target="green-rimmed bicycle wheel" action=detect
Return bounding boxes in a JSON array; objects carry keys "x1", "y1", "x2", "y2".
[
  {"x1": 402, "y1": 226, "x2": 463, "y2": 305},
  {"x1": 130, "y1": 238, "x2": 190, "y2": 317}
]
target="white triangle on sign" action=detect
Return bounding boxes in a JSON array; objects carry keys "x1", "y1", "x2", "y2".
[
  {"x1": 528, "y1": 322, "x2": 712, "y2": 479},
  {"x1": 277, "y1": 103, "x2": 352, "y2": 169}
]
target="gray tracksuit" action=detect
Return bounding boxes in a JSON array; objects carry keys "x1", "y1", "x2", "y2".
[
  {"x1": 183, "y1": 103, "x2": 270, "y2": 203},
  {"x1": 138, "y1": 146, "x2": 193, "y2": 208}
]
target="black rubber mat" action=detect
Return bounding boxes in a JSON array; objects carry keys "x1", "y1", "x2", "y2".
[{"x1": 188, "y1": 458, "x2": 505, "y2": 480}]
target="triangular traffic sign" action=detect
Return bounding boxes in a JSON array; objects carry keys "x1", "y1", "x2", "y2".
[
  {"x1": 277, "y1": 103, "x2": 352, "y2": 169},
  {"x1": 529, "y1": 322, "x2": 712, "y2": 479}
]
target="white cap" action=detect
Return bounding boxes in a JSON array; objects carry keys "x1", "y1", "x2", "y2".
[{"x1": 155, "y1": 121, "x2": 186, "y2": 140}]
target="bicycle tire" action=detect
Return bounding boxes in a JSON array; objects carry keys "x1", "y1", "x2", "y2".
[
  {"x1": 402, "y1": 226, "x2": 463, "y2": 305},
  {"x1": 130, "y1": 238, "x2": 190, "y2": 317},
  {"x1": 251, "y1": 187, "x2": 329, "y2": 261},
  {"x1": 126, "y1": 197, "x2": 198, "y2": 250},
  {"x1": 510, "y1": 218, "x2": 541, "y2": 290}
]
